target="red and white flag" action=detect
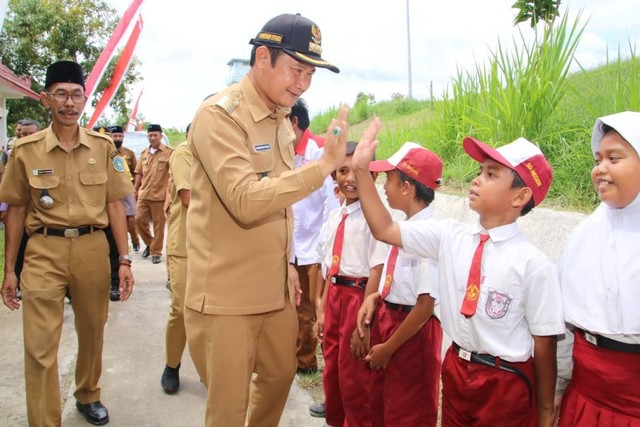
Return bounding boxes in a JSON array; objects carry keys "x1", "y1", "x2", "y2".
[
  {"x1": 87, "y1": 16, "x2": 142, "y2": 129},
  {"x1": 127, "y1": 89, "x2": 143, "y2": 131},
  {"x1": 84, "y1": 0, "x2": 143, "y2": 104}
]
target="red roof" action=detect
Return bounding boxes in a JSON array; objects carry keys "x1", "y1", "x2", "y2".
[{"x1": 0, "y1": 63, "x2": 39, "y2": 100}]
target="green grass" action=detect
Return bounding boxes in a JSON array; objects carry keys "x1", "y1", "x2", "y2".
[{"x1": 311, "y1": 12, "x2": 639, "y2": 213}]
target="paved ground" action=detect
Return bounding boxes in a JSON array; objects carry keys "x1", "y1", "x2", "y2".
[
  {"x1": 0, "y1": 246, "x2": 325, "y2": 427},
  {"x1": 0, "y1": 191, "x2": 586, "y2": 426}
]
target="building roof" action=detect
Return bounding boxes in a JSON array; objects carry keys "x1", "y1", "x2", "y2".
[
  {"x1": 227, "y1": 58, "x2": 250, "y2": 66},
  {"x1": 0, "y1": 63, "x2": 39, "y2": 100}
]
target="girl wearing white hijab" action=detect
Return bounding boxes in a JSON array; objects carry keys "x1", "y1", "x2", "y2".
[{"x1": 556, "y1": 111, "x2": 640, "y2": 426}]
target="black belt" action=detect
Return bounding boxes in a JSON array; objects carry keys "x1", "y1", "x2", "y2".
[
  {"x1": 384, "y1": 300, "x2": 414, "y2": 313},
  {"x1": 575, "y1": 328, "x2": 640, "y2": 354},
  {"x1": 331, "y1": 275, "x2": 367, "y2": 291},
  {"x1": 34, "y1": 226, "x2": 97, "y2": 238},
  {"x1": 452, "y1": 342, "x2": 533, "y2": 406}
]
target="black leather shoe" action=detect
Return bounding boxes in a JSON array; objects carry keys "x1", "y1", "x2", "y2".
[
  {"x1": 109, "y1": 287, "x2": 120, "y2": 302},
  {"x1": 76, "y1": 401, "x2": 109, "y2": 425},
  {"x1": 161, "y1": 363, "x2": 180, "y2": 394},
  {"x1": 151, "y1": 255, "x2": 161, "y2": 264},
  {"x1": 132, "y1": 242, "x2": 140, "y2": 252},
  {"x1": 142, "y1": 246, "x2": 150, "y2": 258}
]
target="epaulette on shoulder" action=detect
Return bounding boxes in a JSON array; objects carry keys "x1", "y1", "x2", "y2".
[
  {"x1": 87, "y1": 129, "x2": 113, "y2": 143},
  {"x1": 13, "y1": 129, "x2": 46, "y2": 148},
  {"x1": 215, "y1": 90, "x2": 242, "y2": 115}
]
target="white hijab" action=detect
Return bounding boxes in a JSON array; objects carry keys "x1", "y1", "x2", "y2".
[{"x1": 560, "y1": 111, "x2": 640, "y2": 335}]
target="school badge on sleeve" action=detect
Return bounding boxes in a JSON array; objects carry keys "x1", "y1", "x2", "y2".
[{"x1": 112, "y1": 156, "x2": 125, "y2": 172}]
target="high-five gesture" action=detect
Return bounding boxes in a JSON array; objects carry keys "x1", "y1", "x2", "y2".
[
  {"x1": 352, "y1": 117, "x2": 381, "y2": 171},
  {"x1": 318, "y1": 105, "x2": 350, "y2": 177}
]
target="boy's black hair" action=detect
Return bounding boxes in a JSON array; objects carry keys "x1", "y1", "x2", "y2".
[
  {"x1": 331, "y1": 141, "x2": 374, "y2": 179},
  {"x1": 250, "y1": 45, "x2": 284, "y2": 67},
  {"x1": 511, "y1": 171, "x2": 535, "y2": 216},
  {"x1": 290, "y1": 98, "x2": 310, "y2": 130},
  {"x1": 396, "y1": 170, "x2": 435, "y2": 206}
]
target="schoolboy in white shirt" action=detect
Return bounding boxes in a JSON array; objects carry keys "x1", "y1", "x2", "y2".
[
  {"x1": 319, "y1": 141, "x2": 388, "y2": 427},
  {"x1": 556, "y1": 111, "x2": 640, "y2": 426},
  {"x1": 351, "y1": 119, "x2": 565, "y2": 427},
  {"x1": 356, "y1": 142, "x2": 444, "y2": 426}
]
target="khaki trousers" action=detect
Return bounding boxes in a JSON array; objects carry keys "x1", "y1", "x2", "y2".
[
  {"x1": 135, "y1": 199, "x2": 166, "y2": 256},
  {"x1": 294, "y1": 263, "x2": 319, "y2": 370},
  {"x1": 166, "y1": 255, "x2": 187, "y2": 367},
  {"x1": 21, "y1": 231, "x2": 109, "y2": 427},
  {"x1": 184, "y1": 301, "x2": 298, "y2": 427}
]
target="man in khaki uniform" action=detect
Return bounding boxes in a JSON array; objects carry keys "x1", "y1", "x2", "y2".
[
  {"x1": 134, "y1": 124, "x2": 173, "y2": 264},
  {"x1": 184, "y1": 13, "x2": 347, "y2": 427},
  {"x1": 110, "y1": 125, "x2": 140, "y2": 253},
  {"x1": 0, "y1": 61, "x2": 135, "y2": 427},
  {"x1": 161, "y1": 130, "x2": 193, "y2": 394}
]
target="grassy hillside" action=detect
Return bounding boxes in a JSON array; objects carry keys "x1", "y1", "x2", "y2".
[{"x1": 310, "y1": 56, "x2": 639, "y2": 213}]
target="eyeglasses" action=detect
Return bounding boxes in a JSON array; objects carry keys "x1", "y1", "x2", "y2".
[{"x1": 46, "y1": 91, "x2": 86, "y2": 103}]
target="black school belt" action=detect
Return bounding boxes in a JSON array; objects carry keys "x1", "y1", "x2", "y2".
[
  {"x1": 575, "y1": 328, "x2": 640, "y2": 354},
  {"x1": 384, "y1": 300, "x2": 414, "y2": 313},
  {"x1": 34, "y1": 225, "x2": 97, "y2": 238},
  {"x1": 331, "y1": 275, "x2": 368, "y2": 291},
  {"x1": 452, "y1": 342, "x2": 533, "y2": 407}
]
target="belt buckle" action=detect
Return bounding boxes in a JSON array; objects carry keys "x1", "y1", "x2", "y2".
[
  {"x1": 583, "y1": 331, "x2": 598, "y2": 346},
  {"x1": 458, "y1": 346, "x2": 472, "y2": 362},
  {"x1": 64, "y1": 228, "x2": 80, "y2": 238}
]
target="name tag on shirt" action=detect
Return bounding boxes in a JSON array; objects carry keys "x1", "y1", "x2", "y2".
[
  {"x1": 33, "y1": 169, "x2": 54, "y2": 175},
  {"x1": 254, "y1": 144, "x2": 271, "y2": 152}
]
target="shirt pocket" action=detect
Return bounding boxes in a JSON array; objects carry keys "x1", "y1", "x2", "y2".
[
  {"x1": 250, "y1": 150, "x2": 274, "y2": 177},
  {"x1": 157, "y1": 158, "x2": 169, "y2": 171},
  {"x1": 28, "y1": 175, "x2": 60, "y2": 206},
  {"x1": 79, "y1": 172, "x2": 108, "y2": 206},
  {"x1": 477, "y1": 280, "x2": 520, "y2": 325}
]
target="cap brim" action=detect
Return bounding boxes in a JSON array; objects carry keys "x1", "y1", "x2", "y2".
[
  {"x1": 369, "y1": 159, "x2": 395, "y2": 173},
  {"x1": 463, "y1": 137, "x2": 512, "y2": 168},
  {"x1": 284, "y1": 49, "x2": 340, "y2": 73}
]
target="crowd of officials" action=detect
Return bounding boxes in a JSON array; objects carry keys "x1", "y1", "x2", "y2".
[{"x1": 0, "y1": 10, "x2": 639, "y2": 427}]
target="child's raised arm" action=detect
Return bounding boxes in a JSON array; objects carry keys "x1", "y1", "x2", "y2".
[{"x1": 352, "y1": 118, "x2": 403, "y2": 248}]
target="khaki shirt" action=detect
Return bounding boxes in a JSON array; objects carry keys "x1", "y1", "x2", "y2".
[
  {"x1": 118, "y1": 145, "x2": 137, "y2": 184},
  {"x1": 185, "y1": 75, "x2": 325, "y2": 316},
  {"x1": 0, "y1": 126, "x2": 134, "y2": 235},
  {"x1": 134, "y1": 143, "x2": 173, "y2": 201},
  {"x1": 166, "y1": 141, "x2": 191, "y2": 257}
]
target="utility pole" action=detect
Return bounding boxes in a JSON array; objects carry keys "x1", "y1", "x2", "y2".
[{"x1": 406, "y1": 0, "x2": 413, "y2": 99}]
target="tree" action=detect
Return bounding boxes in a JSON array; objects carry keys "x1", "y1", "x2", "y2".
[
  {"x1": 0, "y1": 0, "x2": 142, "y2": 128},
  {"x1": 512, "y1": 0, "x2": 561, "y2": 27}
]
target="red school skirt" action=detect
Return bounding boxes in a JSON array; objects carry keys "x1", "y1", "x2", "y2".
[{"x1": 559, "y1": 331, "x2": 640, "y2": 427}]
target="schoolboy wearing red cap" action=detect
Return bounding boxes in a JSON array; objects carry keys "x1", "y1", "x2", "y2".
[
  {"x1": 350, "y1": 121, "x2": 565, "y2": 427},
  {"x1": 556, "y1": 111, "x2": 640, "y2": 426},
  {"x1": 356, "y1": 142, "x2": 444, "y2": 426}
]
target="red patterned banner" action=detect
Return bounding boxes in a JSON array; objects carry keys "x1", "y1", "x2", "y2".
[
  {"x1": 84, "y1": 0, "x2": 143, "y2": 104},
  {"x1": 87, "y1": 16, "x2": 142, "y2": 129}
]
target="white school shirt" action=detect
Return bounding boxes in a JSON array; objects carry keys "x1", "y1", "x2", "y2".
[
  {"x1": 377, "y1": 205, "x2": 440, "y2": 305},
  {"x1": 291, "y1": 130, "x2": 340, "y2": 265},
  {"x1": 322, "y1": 200, "x2": 389, "y2": 278},
  {"x1": 559, "y1": 193, "x2": 640, "y2": 343},
  {"x1": 400, "y1": 219, "x2": 565, "y2": 362}
]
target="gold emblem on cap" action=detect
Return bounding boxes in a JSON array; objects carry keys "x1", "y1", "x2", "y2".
[
  {"x1": 88, "y1": 158, "x2": 96, "y2": 165},
  {"x1": 311, "y1": 25, "x2": 321, "y2": 44}
]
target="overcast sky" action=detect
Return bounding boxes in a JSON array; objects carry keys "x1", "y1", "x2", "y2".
[{"x1": 102, "y1": 0, "x2": 639, "y2": 130}]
